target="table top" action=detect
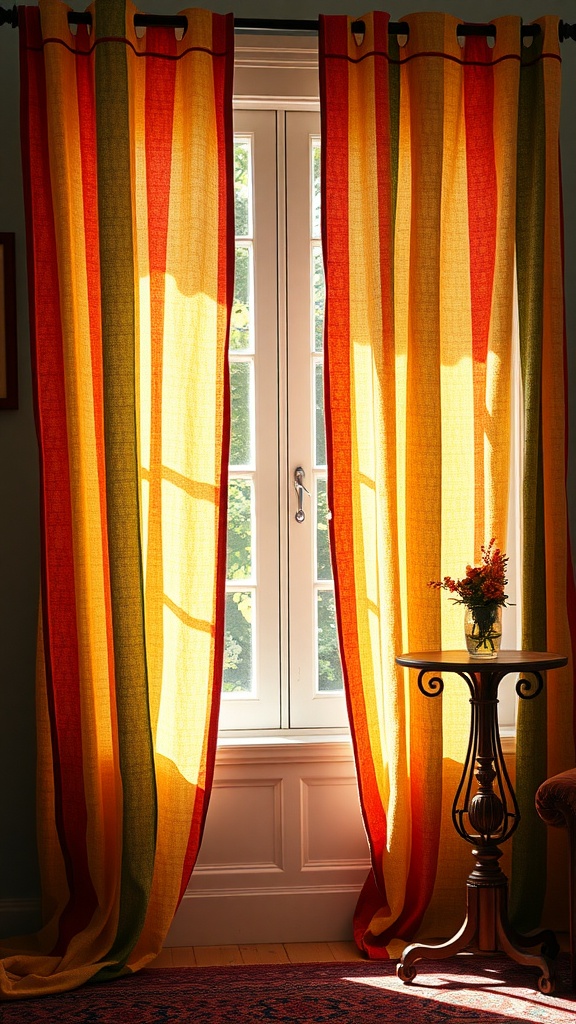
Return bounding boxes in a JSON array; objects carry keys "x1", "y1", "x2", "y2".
[{"x1": 396, "y1": 650, "x2": 568, "y2": 672}]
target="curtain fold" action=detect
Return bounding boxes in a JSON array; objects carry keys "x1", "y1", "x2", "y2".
[
  {"x1": 511, "y1": 19, "x2": 576, "y2": 930},
  {"x1": 320, "y1": 11, "x2": 575, "y2": 958},
  {"x1": 0, "y1": 0, "x2": 233, "y2": 998}
]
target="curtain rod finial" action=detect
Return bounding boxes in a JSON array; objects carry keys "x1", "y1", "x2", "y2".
[
  {"x1": 0, "y1": 5, "x2": 17, "y2": 28},
  {"x1": 559, "y1": 20, "x2": 576, "y2": 42}
]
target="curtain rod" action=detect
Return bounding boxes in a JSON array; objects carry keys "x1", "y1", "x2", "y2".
[{"x1": 0, "y1": 6, "x2": 575, "y2": 41}]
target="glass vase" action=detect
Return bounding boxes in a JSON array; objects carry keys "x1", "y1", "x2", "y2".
[{"x1": 464, "y1": 604, "x2": 502, "y2": 659}]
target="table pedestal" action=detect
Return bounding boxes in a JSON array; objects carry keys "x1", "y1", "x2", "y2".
[
  {"x1": 397, "y1": 852, "x2": 558, "y2": 993},
  {"x1": 394, "y1": 652, "x2": 567, "y2": 994}
]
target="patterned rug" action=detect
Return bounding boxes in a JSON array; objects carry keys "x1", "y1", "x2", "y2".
[{"x1": 2, "y1": 955, "x2": 574, "y2": 1022}]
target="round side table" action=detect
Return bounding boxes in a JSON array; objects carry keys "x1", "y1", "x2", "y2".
[{"x1": 395, "y1": 650, "x2": 567, "y2": 994}]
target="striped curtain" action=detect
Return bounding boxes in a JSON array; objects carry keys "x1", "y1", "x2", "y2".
[
  {"x1": 319, "y1": 12, "x2": 575, "y2": 957},
  {"x1": 0, "y1": 0, "x2": 233, "y2": 998}
]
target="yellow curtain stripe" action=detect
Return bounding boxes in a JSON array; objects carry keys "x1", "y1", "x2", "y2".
[
  {"x1": 42, "y1": 10, "x2": 121, "y2": 949},
  {"x1": 347, "y1": 19, "x2": 411, "y2": 935},
  {"x1": 129, "y1": 8, "x2": 226, "y2": 966}
]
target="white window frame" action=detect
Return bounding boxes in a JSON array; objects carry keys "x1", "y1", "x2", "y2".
[
  {"x1": 220, "y1": 35, "x2": 520, "y2": 738},
  {"x1": 220, "y1": 37, "x2": 349, "y2": 735}
]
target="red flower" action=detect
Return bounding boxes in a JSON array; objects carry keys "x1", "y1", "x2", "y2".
[{"x1": 428, "y1": 539, "x2": 511, "y2": 610}]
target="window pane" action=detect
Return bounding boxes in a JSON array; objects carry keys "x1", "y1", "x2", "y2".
[
  {"x1": 315, "y1": 361, "x2": 326, "y2": 468},
  {"x1": 311, "y1": 138, "x2": 321, "y2": 239},
  {"x1": 230, "y1": 361, "x2": 252, "y2": 467},
  {"x1": 223, "y1": 591, "x2": 254, "y2": 694},
  {"x1": 231, "y1": 245, "x2": 253, "y2": 352},
  {"x1": 316, "y1": 478, "x2": 332, "y2": 581},
  {"x1": 316, "y1": 590, "x2": 343, "y2": 693},
  {"x1": 234, "y1": 139, "x2": 251, "y2": 237},
  {"x1": 313, "y1": 245, "x2": 324, "y2": 353},
  {"x1": 227, "y1": 479, "x2": 253, "y2": 580}
]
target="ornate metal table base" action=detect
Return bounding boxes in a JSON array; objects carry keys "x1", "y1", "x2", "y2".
[{"x1": 394, "y1": 651, "x2": 567, "y2": 994}]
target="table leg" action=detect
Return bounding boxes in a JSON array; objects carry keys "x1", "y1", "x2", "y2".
[
  {"x1": 397, "y1": 881, "x2": 556, "y2": 992},
  {"x1": 397, "y1": 667, "x2": 557, "y2": 992},
  {"x1": 495, "y1": 892, "x2": 559, "y2": 959},
  {"x1": 396, "y1": 895, "x2": 478, "y2": 982},
  {"x1": 496, "y1": 916, "x2": 556, "y2": 992}
]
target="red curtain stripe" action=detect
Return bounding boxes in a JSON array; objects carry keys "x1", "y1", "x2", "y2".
[
  {"x1": 319, "y1": 10, "x2": 575, "y2": 957},
  {"x1": 2, "y1": 0, "x2": 234, "y2": 999}
]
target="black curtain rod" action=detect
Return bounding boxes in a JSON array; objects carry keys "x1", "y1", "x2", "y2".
[
  {"x1": 0, "y1": 5, "x2": 575, "y2": 42},
  {"x1": 0, "y1": 6, "x2": 569, "y2": 40}
]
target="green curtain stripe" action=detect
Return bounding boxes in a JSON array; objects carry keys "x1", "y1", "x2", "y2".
[
  {"x1": 94, "y1": 0, "x2": 157, "y2": 976},
  {"x1": 509, "y1": 35, "x2": 548, "y2": 933}
]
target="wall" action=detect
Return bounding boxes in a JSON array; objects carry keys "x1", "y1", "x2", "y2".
[{"x1": 0, "y1": 0, "x2": 575, "y2": 941}]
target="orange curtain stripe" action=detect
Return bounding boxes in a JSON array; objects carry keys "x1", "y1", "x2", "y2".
[
  {"x1": 1, "y1": 0, "x2": 234, "y2": 999},
  {"x1": 320, "y1": 10, "x2": 575, "y2": 957}
]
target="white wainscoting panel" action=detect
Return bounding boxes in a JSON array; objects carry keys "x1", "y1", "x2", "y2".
[
  {"x1": 300, "y1": 776, "x2": 370, "y2": 871},
  {"x1": 165, "y1": 738, "x2": 371, "y2": 946},
  {"x1": 195, "y1": 777, "x2": 284, "y2": 873}
]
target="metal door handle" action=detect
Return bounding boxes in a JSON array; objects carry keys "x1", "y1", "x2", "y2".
[{"x1": 294, "y1": 466, "x2": 310, "y2": 523}]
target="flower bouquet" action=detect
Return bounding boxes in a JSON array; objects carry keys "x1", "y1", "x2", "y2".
[{"x1": 429, "y1": 539, "x2": 512, "y2": 658}]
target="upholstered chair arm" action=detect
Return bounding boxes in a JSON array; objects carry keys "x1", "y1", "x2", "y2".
[
  {"x1": 536, "y1": 769, "x2": 576, "y2": 829},
  {"x1": 535, "y1": 767, "x2": 576, "y2": 991}
]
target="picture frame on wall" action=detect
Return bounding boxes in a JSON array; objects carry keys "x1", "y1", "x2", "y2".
[{"x1": 0, "y1": 233, "x2": 17, "y2": 410}]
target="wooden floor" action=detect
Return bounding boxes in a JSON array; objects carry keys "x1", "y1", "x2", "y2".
[
  {"x1": 147, "y1": 941, "x2": 364, "y2": 968},
  {"x1": 148, "y1": 933, "x2": 570, "y2": 969}
]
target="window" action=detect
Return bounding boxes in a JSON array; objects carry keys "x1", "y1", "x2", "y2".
[
  {"x1": 219, "y1": 108, "x2": 346, "y2": 733},
  {"x1": 221, "y1": 40, "x2": 520, "y2": 735}
]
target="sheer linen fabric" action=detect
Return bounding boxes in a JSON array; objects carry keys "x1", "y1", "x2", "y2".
[
  {"x1": 0, "y1": 0, "x2": 233, "y2": 998},
  {"x1": 319, "y1": 11, "x2": 575, "y2": 957}
]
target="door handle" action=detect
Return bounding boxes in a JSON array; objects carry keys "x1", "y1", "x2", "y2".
[{"x1": 294, "y1": 466, "x2": 310, "y2": 523}]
